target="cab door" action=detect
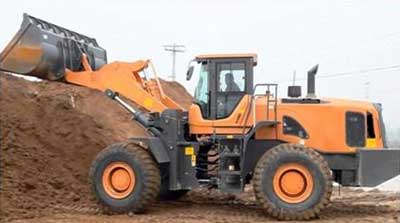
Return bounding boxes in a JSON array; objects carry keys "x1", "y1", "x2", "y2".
[
  {"x1": 189, "y1": 58, "x2": 254, "y2": 135},
  {"x1": 209, "y1": 59, "x2": 253, "y2": 132}
]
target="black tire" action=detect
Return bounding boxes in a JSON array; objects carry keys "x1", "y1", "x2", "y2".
[
  {"x1": 89, "y1": 142, "x2": 161, "y2": 214},
  {"x1": 253, "y1": 144, "x2": 332, "y2": 221},
  {"x1": 158, "y1": 165, "x2": 189, "y2": 200}
]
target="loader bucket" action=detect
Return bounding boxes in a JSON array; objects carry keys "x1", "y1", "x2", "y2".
[{"x1": 0, "y1": 13, "x2": 107, "y2": 80}]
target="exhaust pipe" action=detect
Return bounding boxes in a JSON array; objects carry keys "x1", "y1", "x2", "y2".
[
  {"x1": 0, "y1": 13, "x2": 107, "y2": 80},
  {"x1": 306, "y1": 64, "x2": 319, "y2": 98}
]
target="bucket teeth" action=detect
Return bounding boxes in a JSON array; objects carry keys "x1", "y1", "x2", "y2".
[{"x1": 0, "y1": 13, "x2": 107, "y2": 80}]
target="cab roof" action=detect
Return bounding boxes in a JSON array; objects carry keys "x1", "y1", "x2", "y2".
[{"x1": 195, "y1": 53, "x2": 258, "y2": 65}]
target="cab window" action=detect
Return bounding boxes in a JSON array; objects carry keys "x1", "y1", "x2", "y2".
[
  {"x1": 194, "y1": 63, "x2": 209, "y2": 117},
  {"x1": 216, "y1": 62, "x2": 246, "y2": 119},
  {"x1": 217, "y1": 63, "x2": 245, "y2": 92}
]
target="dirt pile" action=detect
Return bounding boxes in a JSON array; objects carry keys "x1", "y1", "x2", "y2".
[{"x1": 0, "y1": 73, "x2": 192, "y2": 221}]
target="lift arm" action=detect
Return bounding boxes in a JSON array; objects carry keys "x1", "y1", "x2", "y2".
[
  {"x1": 64, "y1": 55, "x2": 184, "y2": 112},
  {"x1": 0, "y1": 13, "x2": 183, "y2": 113}
]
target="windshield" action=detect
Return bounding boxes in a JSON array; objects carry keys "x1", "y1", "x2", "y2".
[{"x1": 194, "y1": 63, "x2": 209, "y2": 116}]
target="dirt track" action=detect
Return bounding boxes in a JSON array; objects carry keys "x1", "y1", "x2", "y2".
[
  {"x1": 7, "y1": 188, "x2": 400, "y2": 223},
  {"x1": 0, "y1": 73, "x2": 399, "y2": 223}
]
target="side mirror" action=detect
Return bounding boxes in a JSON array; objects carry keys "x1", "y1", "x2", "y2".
[{"x1": 186, "y1": 66, "x2": 194, "y2": 81}]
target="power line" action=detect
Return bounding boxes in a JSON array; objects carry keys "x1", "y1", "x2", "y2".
[
  {"x1": 377, "y1": 31, "x2": 400, "y2": 40},
  {"x1": 163, "y1": 43, "x2": 186, "y2": 81},
  {"x1": 318, "y1": 64, "x2": 400, "y2": 79},
  {"x1": 277, "y1": 64, "x2": 400, "y2": 83}
]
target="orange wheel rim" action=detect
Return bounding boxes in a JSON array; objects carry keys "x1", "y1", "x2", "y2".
[
  {"x1": 273, "y1": 163, "x2": 313, "y2": 203},
  {"x1": 102, "y1": 162, "x2": 136, "y2": 199}
]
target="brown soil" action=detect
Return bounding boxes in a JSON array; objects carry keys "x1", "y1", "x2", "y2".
[
  {"x1": 5, "y1": 187, "x2": 400, "y2": 223},
  {"x1": 0, "y1": 73, "x2": 191, "y2": 222},
  {"x1": 1, "y1": 73, "x2": 399, "y2": 223}
]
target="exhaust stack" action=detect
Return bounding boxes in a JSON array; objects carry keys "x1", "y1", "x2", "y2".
[{"x1": 306, "y1": 64, "x2": 319, "y2": 98}]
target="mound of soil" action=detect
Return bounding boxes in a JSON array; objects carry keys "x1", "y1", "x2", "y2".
[{"x1": 0, "y1": 73, "x2": 192, "y2": 221}]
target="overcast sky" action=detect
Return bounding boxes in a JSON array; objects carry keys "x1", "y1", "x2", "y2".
[{"x1": 1, "y1": 0, "x2": 400, "y2": 129}]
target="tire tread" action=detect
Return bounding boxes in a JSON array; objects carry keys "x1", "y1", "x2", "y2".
[
  {"x1": 252, "y1": 144, "x2": 333, "y2": 220},
  {"x1": 89, "y1": 142, "x2": 161, "y2": 214}
]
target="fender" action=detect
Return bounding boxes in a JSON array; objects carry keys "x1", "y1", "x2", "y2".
[{"x1": 126, "y1": 137, "x2": 170, "y2": 164}]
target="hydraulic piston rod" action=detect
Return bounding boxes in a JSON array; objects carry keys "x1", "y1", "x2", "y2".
[{"x1": 105, "y1": 89, "x2": 161, "y2": 136}]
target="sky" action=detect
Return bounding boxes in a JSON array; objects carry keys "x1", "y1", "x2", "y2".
[{"x1": 1, "y1": 0, "x2": 400, "y2": 129}]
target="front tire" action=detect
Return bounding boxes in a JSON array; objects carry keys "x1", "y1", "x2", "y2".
[
  {"x1": 253, "y1": 144, "x2": 332, "y2": 220},
  {"x1": 89, "y1": 142, "x2": 161, "y2": 214}
]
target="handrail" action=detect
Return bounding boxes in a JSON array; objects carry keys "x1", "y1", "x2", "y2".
[{"x1": 241, "y1": 83, "x2": 279, "y2": 136}]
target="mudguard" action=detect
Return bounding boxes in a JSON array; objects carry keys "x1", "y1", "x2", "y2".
[{"x1": 126, "y1": 137, "x2": 170, "y2": 164}]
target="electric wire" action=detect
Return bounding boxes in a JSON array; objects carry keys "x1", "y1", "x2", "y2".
[{"x1": 276, "y1": 64, "x2": 400, "y2": 83}]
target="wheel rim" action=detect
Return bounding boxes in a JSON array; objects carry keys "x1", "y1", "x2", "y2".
[
  {"x1": 272, "y1": 163, "x2": 313, "y2": 203},
  {"x1": 102, "y1": 162, "x2": 136, "y2": 199}
]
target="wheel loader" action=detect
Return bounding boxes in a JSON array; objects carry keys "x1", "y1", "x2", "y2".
[{"x1": 1, "y1": 14, "x2": 399, "y2": 221}]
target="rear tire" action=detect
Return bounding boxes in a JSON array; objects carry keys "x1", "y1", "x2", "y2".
[
  {"x1": 89, "y1": 142, "x2": 161, "y2": 214},
  {"x1": 253, "y1": 144, "x2": 332, "y2": 220}
]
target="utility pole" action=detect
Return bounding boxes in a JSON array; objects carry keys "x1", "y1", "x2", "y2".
[
  {"x1": 163, "y1": 43, "x2": 186, "y2": 81},
  {"x1": 365, "y1": 81, "x2": 370, "y2": 99},
  {"x1": 364, "y1": 74, "x2": 370, "y2": 99}
]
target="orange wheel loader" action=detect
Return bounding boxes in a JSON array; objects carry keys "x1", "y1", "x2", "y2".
[{"x1": 1, "y1": 14, "x2": 399, "y2": 221}]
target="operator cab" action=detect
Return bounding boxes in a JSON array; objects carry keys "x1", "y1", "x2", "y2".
[{"x1": 187, "y1": 54, "x2": 256, "y2": 120}]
